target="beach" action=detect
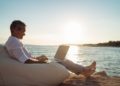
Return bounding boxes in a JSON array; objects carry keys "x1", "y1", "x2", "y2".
[{"x1": 60, "y1": 71, "x2": 120, "y2": 86}]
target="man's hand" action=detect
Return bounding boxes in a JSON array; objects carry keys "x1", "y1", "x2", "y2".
[
  {"x1": 25, "y1": 55, "x2": 48, "y2": 64},
  {"x1": 35, "y1": 55, "x2": 48, "y2": 63}
]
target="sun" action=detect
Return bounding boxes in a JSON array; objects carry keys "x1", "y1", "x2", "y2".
[{"x1": 62, "y1": 21, "x2": 84, "y2": 44}]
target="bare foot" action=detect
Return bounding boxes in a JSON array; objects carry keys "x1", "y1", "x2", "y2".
[
  {"x1": 82, "y1": 61, "x2": 96, "y2": 77},
  {"x1": 86, "y1": 61, "x2": 96, "y2": 70}
]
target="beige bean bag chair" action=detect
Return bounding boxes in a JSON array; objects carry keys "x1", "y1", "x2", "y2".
[{"x1": 0, "y1": 45, "x2": 70, "y2": 86}]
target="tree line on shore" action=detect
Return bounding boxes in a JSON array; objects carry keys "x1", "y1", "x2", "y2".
[{"x1": 82, "y1": 41, "x2": 120, "y2": 47}]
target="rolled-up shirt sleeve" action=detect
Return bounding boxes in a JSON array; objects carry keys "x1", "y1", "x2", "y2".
[{"x1": 11, "y1": 47, "x2": 29, "y2": 63}]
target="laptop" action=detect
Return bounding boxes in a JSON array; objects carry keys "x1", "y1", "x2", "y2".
[
  {"x1": 46, "y1": 45, "x2": 69, "y2": 63},
  {"x1": 54, "y1": 45, "x2": 69, "y2": 60}
]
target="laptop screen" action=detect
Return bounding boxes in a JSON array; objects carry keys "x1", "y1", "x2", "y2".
[{"x1": 54, "y1": 45, "x2": 69, "y2": 60}]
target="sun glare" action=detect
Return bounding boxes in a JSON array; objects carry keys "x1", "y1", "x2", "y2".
[{"x1": 63, "y1": 21, "x2": 84, "y2": 44}]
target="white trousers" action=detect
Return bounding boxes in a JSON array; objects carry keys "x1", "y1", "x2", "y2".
[{"x1": 55, "y1": 58, "x2": 84, "y2": 74}]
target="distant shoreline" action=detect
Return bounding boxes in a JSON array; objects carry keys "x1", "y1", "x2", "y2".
[{"x1": 81, "y1": 41, "x2": 120, "y2": 47}]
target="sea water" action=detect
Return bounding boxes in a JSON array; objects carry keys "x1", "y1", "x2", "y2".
[{"x1": 25, "y1": 45, "x2": 120, "y2": 76}]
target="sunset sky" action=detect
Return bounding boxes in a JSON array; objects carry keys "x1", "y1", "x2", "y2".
[{"x1": 0, "y1": 0, "x2": 120, "y2": 45}]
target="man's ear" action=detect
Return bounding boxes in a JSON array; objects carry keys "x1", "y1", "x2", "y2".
[{"x1": 11, "y1": 28, "x2": 18, "y2": 34}]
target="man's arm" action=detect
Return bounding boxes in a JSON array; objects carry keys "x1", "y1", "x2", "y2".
[
  {"x1": 11, "y1": 48, "x2": 47, "y2": 63},
  {"x1": 25, "y1": 58, "x2": 48, "y2": 64}
]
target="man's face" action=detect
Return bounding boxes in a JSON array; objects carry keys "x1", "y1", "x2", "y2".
[{"x1": 12, "y1": 25, "x2": 26, "y2": 39}]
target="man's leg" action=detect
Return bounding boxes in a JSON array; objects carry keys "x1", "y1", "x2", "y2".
[
  {"x1": 55, "y1": 58, "x2": 96, "y2": 76},
  {"x1": 57, "y1": 59, "x2": 84, "y2": 74}
]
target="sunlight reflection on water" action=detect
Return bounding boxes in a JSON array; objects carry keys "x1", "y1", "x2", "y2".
[{"x1": 66, "y1": 45, "x2": 86, "y2": 66}]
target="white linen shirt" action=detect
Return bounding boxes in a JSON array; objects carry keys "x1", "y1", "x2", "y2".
[{"x1": 5, "y1": 36, "x2": 32, "y2": 63}]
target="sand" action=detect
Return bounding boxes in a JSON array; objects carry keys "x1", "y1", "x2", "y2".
[{"x1": 59, "y1": 71, "x2": 120, "y2": 86}]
